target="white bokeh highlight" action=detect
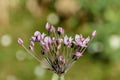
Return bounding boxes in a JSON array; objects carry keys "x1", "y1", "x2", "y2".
[
  {"x1": 47, "y1": 13, "x2": 59, "y2": 25},
  {"x1": 16, "y1": 50, "x2": 27, "y2": 61},
  {"x1": 109, "y1": 35, "x2": 120, "y2": 50},
  {"x1": 34, "y1": 65, "x2": 46, "y2": 77},
  {"x1": 88, "y1": 42, "x2": 104, "y2": 54},
  {"x1": 0, "y1": 34, "x2": 12, "y2": 47}
]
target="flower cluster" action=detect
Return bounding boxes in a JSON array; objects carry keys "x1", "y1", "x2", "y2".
[{"x1": 18, "y1": 22, "x2": 96, "y2": 76}]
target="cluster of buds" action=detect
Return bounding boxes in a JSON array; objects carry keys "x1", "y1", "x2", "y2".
[{"x1": 18, "y1": 22, "x2": 96, "y2": 76}]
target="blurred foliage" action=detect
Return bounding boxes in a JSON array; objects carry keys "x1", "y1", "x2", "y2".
[{"x1": 0, "y1": 0, "x2": 120, "y2": 80}]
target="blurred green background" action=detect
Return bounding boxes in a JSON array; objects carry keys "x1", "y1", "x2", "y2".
[{"x1": 0, "y1": 0, "x2": 120, "y2": 80}]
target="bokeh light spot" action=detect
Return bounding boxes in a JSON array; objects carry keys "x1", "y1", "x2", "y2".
[
  {"x1": 0, "y1": 34, "x2": 12, "y2": 47},
  {"x1": 47, "y1": 13, "x2": 59, "y2": 25},
  {"x1": 6, "y1": 75, "x2": 17, "y2": 80},
  {"x1": 109, "y1": 35, "x2": 120, "y2": 50},
  {"x1": 16, "y1": 50, "x2": 27, "y2": 61},
  {"x1": 34, "y1": 65, "x2": 46, "y2": 77}
]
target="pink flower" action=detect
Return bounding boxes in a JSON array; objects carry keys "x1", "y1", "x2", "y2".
[
  {"x1": 75, "y1": 34, "x2": 90, "y2": 47},
  {"x1": 45, "y1": 22, "x2": 51, "y2": 30},
  {"x1": 82, "y1": 36, "x2": 90, "y2": 47},
  {"x1": 64, "y1": 35, "x2": 69, "y2": 45},
  {"x1": 57, "y1": 27, "x2": 64, "y2": 35},
  {"x1": 64, "y1": 35, "x2": 73, "y2": 46},
  {"x1": 44, "y1": 36, "x2": 52, "y2": 46},
  {"x1": 75, "y1": 52, "x2": 82, "y2": 58},
  {"x1": 92, "y1": 30, "x2": 96, "y2": 37},
  {"x1": 18, "y1": 38, "x2": 23, "y2": 45},
  {"x1": 75, "y1": 34, "x2": 84, "y2": 46}
]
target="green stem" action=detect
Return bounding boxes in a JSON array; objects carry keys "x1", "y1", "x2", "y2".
[
  {"x1": 51, "y1": 74, "x2": 65, "y2": 80},
  {"x1": 59, "y1": 75, "x2": 65, "y2": 80}
]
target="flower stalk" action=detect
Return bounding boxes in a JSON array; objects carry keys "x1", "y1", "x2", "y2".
[{"x1": 52, "y1": 73, "x2": 65, "y2": 80}]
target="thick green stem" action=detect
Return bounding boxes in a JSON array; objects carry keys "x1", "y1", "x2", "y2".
[
  {"x1": 59, "y1": 75, "x2": 65, "y2": 80},
  {"x1": 51, "y1": 74, "x2": 65, "y2": 80}
]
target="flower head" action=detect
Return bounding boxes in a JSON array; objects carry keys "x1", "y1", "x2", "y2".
[{"x1": 18, "y1": 22, "x2": 96, "y2": 76}]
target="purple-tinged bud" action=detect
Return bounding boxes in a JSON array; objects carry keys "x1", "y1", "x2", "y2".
[
  {"x1": 75, "y1": 52, "x2": 82, "y2": 58},
  {"x1": 36, "y1": 34, "x2": 41, "y2": 42},
  {"x1": 57, "y1": 27, "x2": 64, "y2": 35},
  {"x1": 34, "y1": 31, "x2": 40, "y2": 36},
  {"x1": 59, "y1": 56, "x2": 64, "y2": 61},
  {"x1": 45, "y1": 22, "x2": 51, "y2": 30},
  {"x1": 30, "y1": 41, "x2": 34, "y2": 47},
  {"x1": 92, "y1": 30, "x2": 96, "y2": 37},
  {"x1": 50, "y1": 26, "x2": 55, "y2": 33},
  {"x1": 29, "y1": 45, "x2": 33, "y2": 50},
  {"x1": 18, "y1": 38, "x2": 23, "y2": 45}
]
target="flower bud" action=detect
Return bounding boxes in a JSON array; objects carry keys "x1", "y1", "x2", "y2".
[
  {"x1": 92, "y1": 30, "x2": 96, "y2": 37},
  {"x1": 50, "y1": 26, "x2": 55, "y2": 33},
  {"x1": 29, "y1": 45, "x2": 33, "y2": 50},
  {"x1": 45, "y1": 22, "x2": 51, "y2": 30},
  {"x1": 30, "y1": 41, "x2": 34, "y2": 47},
  {"x1": 36, "y1": 34, "x2": 41, "y2": 42},
  {"x1": 18, "y1": 38, "x2": 23, "y2": 45}
]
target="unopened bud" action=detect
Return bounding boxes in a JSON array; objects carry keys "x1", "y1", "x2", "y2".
[
  {"x1": 30, "y1": 41, "x2": 34, "y2": 47},
  {"x1": 36, "y1": 34, "x2": 41, "y2": 42},
  {"x1": 50, "y1": 26, "x2": 55, "y2": 33},
  {"x1": 92, "y1": 30, "x2": 96, "y2": 37},
  {"x1": 45, "y1": 22, "x2": 51, "y2": 30},
  {"x1": 18, "y1": 38, "x2": 23, "y2": 45}
]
